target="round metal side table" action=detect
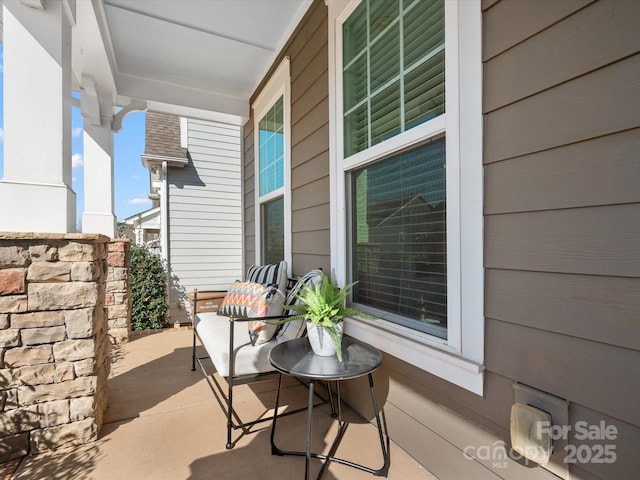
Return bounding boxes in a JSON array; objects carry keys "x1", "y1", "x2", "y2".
[{"x1": 269, "y1": 336, "x2": 389, "y2": 480}]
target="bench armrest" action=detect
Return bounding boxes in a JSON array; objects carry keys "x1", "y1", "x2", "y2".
[
  {"x1": 226, "y1": 313, "x2": 296, "y2": 323},
  {"x1": 188, "y1": 289, "x2": 226, "y2": 318}
]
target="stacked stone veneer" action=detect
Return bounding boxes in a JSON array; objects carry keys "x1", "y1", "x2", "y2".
[
  {"x1": 106, "y1": 240, "x2": 130, "y2": 344},
  {"x1": 0, "y1": 233, "x2": 124, "y2": 462}
]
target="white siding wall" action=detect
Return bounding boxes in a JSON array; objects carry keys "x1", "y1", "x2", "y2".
[{"x1": 167, "y1": 119, "x2": 243, "y2": 323}]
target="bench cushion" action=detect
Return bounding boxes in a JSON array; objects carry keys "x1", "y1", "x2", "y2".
[
  {"x1": 193, "y1": 265, "x2": 322, "y2": 377},
  {"x1": 195, "y1": 312, "x2": 277, "y2": 377}
]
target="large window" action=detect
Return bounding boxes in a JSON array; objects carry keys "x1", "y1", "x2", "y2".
[
  {"x1": 253, "y1": 59, "x2": 291, "y2": 268},
  {"x1": 351, "y1": 138, "x2": 447, "y2": 337},
  {"x1": 329, "y1": 0, "x2": 483, "y2": 394},
  {"x1": 345, "y1": 0, "x2": 447, "y2": 334}
]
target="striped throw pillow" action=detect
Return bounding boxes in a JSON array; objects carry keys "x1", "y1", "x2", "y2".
[
  {"x1": 246, "y1": 260, "x2": 288, "y2": 299},
  {"x1": 246, "y1": 261, "x2": 285, "y2": 286},
  {"x1": 276, "y1": 268, "x2": 324, "y2": 343}
]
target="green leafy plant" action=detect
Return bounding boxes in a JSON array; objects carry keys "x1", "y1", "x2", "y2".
[
  {"x1": 129, "y1": 244, "x2": 168, "y2": 331},
  {"x1": 284, "y1": 272, "x2": 378, "y2": 361}
]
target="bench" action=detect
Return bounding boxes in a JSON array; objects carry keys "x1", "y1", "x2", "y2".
[{"x1": 189, "y1": 263, "x2": 325, "y2": 449}]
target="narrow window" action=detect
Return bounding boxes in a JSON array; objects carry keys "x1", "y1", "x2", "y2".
[{"x1": 253, "y1": 58, "x2": 291, "y2": 267}]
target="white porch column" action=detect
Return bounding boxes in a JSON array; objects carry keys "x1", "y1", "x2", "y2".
[
  {"x1": 81, "y1": 79, "x2": 116, "y2": 238},
  {"x1": 0, "y1": 0, "x2": 77, "y2": 233}
]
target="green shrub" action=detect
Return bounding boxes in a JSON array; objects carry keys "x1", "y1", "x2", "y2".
[{"x1": 129, "y1": 244, "x2": 168, "y2": 331}]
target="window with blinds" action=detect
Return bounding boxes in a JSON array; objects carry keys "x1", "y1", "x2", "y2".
[
  {"x1": 343, "y1": 0, "x2": 447, "y2": 336},
  {"x1": 343, "y1": 0, "x2": 445, "y2": 157},
  {"x1": 351, "y1": 139, "x2": 447, "y2": 336},
  {"x1": 334, "y1": 0, "x2": 484, "y2": 387}
]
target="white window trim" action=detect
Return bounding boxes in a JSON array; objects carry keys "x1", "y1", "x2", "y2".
[
  {"x1": 179, "y1": 117, "x2": 188, "y2": 149},
  {"x1": 252, "y1": 57, "x2": 292, "y2": 272},
  {"x1": 328, "y1": 0, "x2": 484, "y2": 395}
]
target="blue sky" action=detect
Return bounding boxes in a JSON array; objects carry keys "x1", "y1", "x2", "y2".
[{"x1": 0, "y1": 44, "x2": 152, "y2": 227}]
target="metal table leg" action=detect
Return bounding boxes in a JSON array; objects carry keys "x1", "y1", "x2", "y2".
[
  {"x1": 271, "y1": 373, "x2": 389, "y2": 479},
  {"x1": 270, "y1": 373, "x2": 284, "y2": 455},
  {"x1": 305, "y1": 380, "x2": 315, "y2": 480},
  {"x1": 368, "y1": 373, "x2": 390, "y2": 476}
]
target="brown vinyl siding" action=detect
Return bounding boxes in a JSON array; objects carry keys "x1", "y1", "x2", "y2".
[
  {"x1": 242, "y1": 109, "x2": 256, "y2": 267},
  {"x1": 486, "y1": 269, "x2": 640, "y2": 351},
  {"x1": 482, "y1": 0, "x2": 593, "y2": 61},
  {"x1": 244, "y1": 0, "x2": 330, "y2": 277},
  {"x1": 481, "y1": 1, "x2": 640, "y2": 479},
  {"x1": 484, "y1": 55, "x2": 639, "y2": 162},
  {"x1": 486, "y1": 205, "x2": 640, "y2": 276},
  {"x1": 485, "y1": 130, "x2": 640, "y2": 213},
  {"x1": 483, "y1": 0, "x2": 637, "y2": 112}
]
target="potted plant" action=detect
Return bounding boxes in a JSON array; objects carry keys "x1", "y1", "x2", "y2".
[{"x1": 284, "y1": 272, "x2": 378, "y2": 361}]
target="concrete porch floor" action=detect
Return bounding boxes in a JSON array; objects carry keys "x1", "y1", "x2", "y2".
[{"x1": 10, "y1": 329, "x2": 435, "y2": 479}]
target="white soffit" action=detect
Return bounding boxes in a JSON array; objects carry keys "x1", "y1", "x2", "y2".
[{"x1": 96, "y1": 0, "x2": 313, "y2": 121}]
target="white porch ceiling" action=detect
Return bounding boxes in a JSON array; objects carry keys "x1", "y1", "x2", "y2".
[{"x1": 74, "y1": 0, "x2": 313, "y2": 124}]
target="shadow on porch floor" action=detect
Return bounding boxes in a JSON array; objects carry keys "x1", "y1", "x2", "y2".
[{"x1": 10, "y1": 329, "x2": 435, "y2": 479}]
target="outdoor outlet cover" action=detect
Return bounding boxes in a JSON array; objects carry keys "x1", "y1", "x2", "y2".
[{"x1": 510, "y1": 402, "x2": 552, "y2": 465}]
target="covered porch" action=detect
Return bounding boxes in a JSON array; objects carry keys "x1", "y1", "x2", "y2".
[
  {"x1": 7, "y1": 329, "x2": 432, "y2": 479},
  {"x1": 0, "y1": 1, "x2": 437, "y2": 476},
  {"x1": 2, "y1": 0, "x2": 637, "y2": 479}
]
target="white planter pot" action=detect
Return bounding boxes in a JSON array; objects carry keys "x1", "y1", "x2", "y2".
[{"x1": 306, "y1": 321, "x2": 344, "y2": 357}]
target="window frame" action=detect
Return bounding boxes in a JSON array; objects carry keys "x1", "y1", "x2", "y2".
[
  {"x1": 252, "y1": 57, "x2": 292, "y2": 270},
  {"x1": 328, "y1": 0, "x2": 484, "y2": 395}
]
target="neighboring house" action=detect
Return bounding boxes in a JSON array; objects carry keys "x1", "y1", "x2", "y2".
[
  {"x1": 122, "y1": 206, "x2": 161, "y2": 251},
  {"x1": 140, "y1": 113, "x2": 244, "y2": 325}
]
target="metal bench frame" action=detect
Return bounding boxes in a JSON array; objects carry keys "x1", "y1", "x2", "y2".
[{"x1": 189, "y1": 281, "x2": 330, "y2": 449}]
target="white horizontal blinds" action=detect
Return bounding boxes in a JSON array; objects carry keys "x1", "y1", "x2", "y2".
[
  {"x1": 343, "y1": 2, "x2": 368, "y2": 156},
  {"x1": 258, "y1": 96, "x2": 284, "y2": 196},
  {"x1": 369, "y1": 1, "x2": 401, "y2": 146},
  {"x1": 404, "y1": 0, "x2": 445, "y2": 128},
  {"x1": 343, "y1": 0, "x2": 445, "y2": 157},
  {"x1": 352, "y1": 139, "x2": 447, "y2": 336}
]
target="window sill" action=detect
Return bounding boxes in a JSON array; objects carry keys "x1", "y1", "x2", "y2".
[{"x1": 345, "y1": 317, "x2": 485, "y2": 396}]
